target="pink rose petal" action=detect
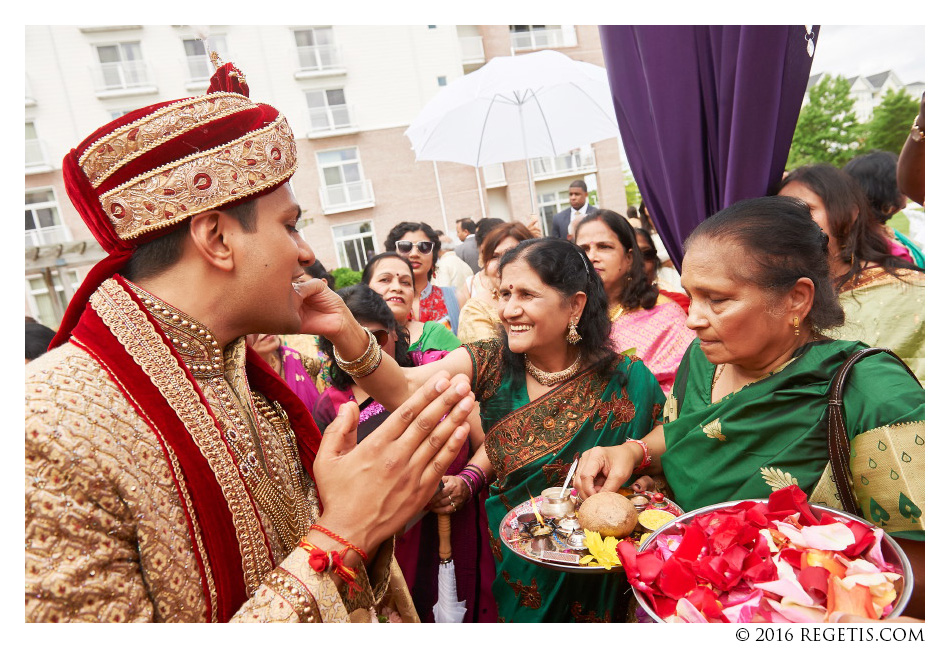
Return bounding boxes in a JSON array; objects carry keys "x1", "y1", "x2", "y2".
[{"x1": 800, "y1": 522, "x2": 855, "y2": 551}]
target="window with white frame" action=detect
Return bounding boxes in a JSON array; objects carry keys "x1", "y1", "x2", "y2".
[
  {"x1": 537, "y1": 189, "x2": 571, "y2": 237},
  {"x1": 96, "y1": 42, "x2": 148, "y2": 90},
  {"x1": 316, "y1": 148, "x2": 371, "y2": 209},
  {"x1": 509, "y1": 25, "x2": 568, "y2": 50},
  {"x1": 25, "y1": 121, "x2": 46, "y2": 167},
  {"x1": 26, "y1": 270, "x2": 81, "y2": 330},
  {"x1": 294, "y1": 27, "x2": 340, "y2": 71},
  {"x1": 305, "y1": 88, "x2": 351, "y2": 132},
  {"x1": 25, "y1": 188, "x2": 70, "y2": 247},
  {"x1": 332, "y1": 221, "x2": 377, "y2": 271},
  {"x1": 183, "y1": 35, "x2": 228, "y2": 83}
]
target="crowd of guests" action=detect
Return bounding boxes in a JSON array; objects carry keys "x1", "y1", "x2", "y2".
[
  {"x1": 198, "y1": 147, "x2": 925, "y2": 621},
  {"x1": 27, "y1": 117, "x2": 925, "y2": 622},
  {"x1": 27, "y1": 150, "x2": 925, "y2": 622}
]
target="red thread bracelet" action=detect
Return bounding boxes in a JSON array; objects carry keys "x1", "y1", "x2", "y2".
[
  {"x1": 625, "y1": 437, "x2": 652, "y2": 472},
  {"x1": 309, "y1": 524, "x2": 369, "y2": 562}
]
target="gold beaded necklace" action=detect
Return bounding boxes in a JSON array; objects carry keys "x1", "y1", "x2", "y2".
[{"x1": 525, "y1": 355, "x2": 582, "y2": 386}]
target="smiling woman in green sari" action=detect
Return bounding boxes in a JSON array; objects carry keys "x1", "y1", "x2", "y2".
[
  {"x1": 311, "y1": 238, "x2": 665, "y2": 622},
  {"x1": 575, "y1": 196, "x2": 925, "y2": 619}
]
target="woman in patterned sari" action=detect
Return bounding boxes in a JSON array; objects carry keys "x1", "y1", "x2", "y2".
[
  {"x1": 575, "y1": 197, "x2": 925, "y2": 618},
  {"x1": 310, "y1": 238, "x2": 665, "y2": 621},
  {"x1": 778, "y1": 165, "x2": 924, "y2": 383},
  {"x1": 574, "y1": 209, "x2": 695, "y2": 394}
]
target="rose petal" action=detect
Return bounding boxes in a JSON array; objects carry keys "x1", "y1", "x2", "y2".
[
  {"x1": 759, "y1": 597, "x2": 828, "y2": 623},
  {"x1": 825, "y1": 575, "x2": 877, "y2": 620},
  {"x1": 721, "y1": 590, "x2": 763, "y2": 623},
  {"x1": 773, "y1": 520, "x2": 807, "y2": 547},
  {"x1": 658, "y1": 557, "x2": 698, "y2": 599},
  {"x1": 801, "y1": 522, "x2": 855, "y2": 551},
  {"x1": 804, "y1": 550, "x2": 849, "y2": 579},
  {"x1": 797, "y1": 565, "x2": 830, "y2": 606},
  {"x1": 674, "y1": 524, "x2": 706, "y2": 562},
  {"x1": 674, "y1": 597, "x2": 709, "y2": 623},
  {"x1": 754, "y1": 574, "x2": 816, "y2": 608}
]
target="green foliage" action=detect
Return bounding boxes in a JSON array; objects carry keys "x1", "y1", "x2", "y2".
[
  {"x1": 330, "y1": 267, "x2": 362, "y2": 289},
  {"x1": 788, "y1": 75, "x2": 861, "y2": 169},
  {"x1": 861, "y1": 89, "x2": 920, "y2": 156},
  {"x1": 624, "y1": 171, "x2": 641, "y2": 210}
]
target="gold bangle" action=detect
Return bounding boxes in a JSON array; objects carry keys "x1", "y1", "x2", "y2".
[
  {"x1": 333, "y1": 327, "x2": 383, "y2": 379},
  {"x1": 333, "y1": 326, "x2": 374, "y2": 369}
]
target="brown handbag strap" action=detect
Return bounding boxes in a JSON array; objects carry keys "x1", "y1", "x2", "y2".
[{"x1": 827, "y1": 347, "x2": 921, "y2": 517}]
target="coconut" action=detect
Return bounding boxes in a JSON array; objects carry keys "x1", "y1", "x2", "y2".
[{"x1": 577, "y1": 491, "x2": 639, "y2": 538}]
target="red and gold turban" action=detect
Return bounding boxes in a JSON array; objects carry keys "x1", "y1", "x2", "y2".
[{"x1": 51, "y1": 62, "x2": 297, "y2": 347}]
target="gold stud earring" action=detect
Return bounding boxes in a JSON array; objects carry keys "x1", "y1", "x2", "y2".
[
  {"x1": 566, "y1": 319, "x2": 582, "y2": 345},
  {"x1": 792, "y1": 316, "x2": 800, "y2": 336}
]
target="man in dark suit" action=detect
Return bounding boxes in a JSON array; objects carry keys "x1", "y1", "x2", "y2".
[
  {"x1": 454, "y1": 217, "x2": 480, "y2": 272},
  {"x1": 551, "y1": 180, "x2": 596, "y2": 240}
]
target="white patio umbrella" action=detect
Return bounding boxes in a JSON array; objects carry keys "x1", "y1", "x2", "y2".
[{"x1": 405, "y1": 49, "x2": 619, "y2": 213}]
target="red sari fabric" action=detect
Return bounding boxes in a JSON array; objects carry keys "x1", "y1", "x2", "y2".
[
  {"x1": 660, "y1": 288, "x2": 691, "y2": 313},
  {"x1": 418, "y1": 283, "x2": 450, "y2": 325}
]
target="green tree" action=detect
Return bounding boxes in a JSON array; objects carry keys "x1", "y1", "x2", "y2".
[
  {"x1": 330, "y1": 267, "x2": 361, "y2": 289},
  {"x1": 624, "y1": 170, "x2": 641, "y2": 210},
  {"x1": 788, "y1": 75, "x2": 861, "y2": 168},
  {"x1": 861, "y1": 88, "x2": 920, "y2": 156}
]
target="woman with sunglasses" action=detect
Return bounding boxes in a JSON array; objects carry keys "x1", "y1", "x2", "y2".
[
  {"x1": 385, "y1": 222, "x2": 466, "y2": 334},
  {"x1": 302, "y1": 238, "x2": 665, "y2": 622},
  {"x1": 575, "y1": 210, "x2": 695, "y2": 395}
]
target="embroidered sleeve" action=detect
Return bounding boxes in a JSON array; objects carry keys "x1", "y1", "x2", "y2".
[
  {"x1": 464, "y1": 338, "x2": 503, "y2": 401},
  {"x1": 231, "y1": 549, "x2": 348, "y2": 623},
  {"x1": 231, "y1": 537, "x2": 397, "y2": 622}
]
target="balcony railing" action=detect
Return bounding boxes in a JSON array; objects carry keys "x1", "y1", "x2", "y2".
[
  {"x1": 482, "y1": 163, "x2": 506, "y2": 187},
  {"x1": 25, "y1": 225, "x2": 71, "y2": 248},
  {"x1": 92, "y1": 60, "x2": 153, "y2": 93},
  {"x1": 510, "y1": 28, "x2": 564, "y2": 51},
  {"x1": 25, "y1": 139, "x2": 48, "y2": 168},
  {"x1": 459, "y1": 36, "x2": 485, "y2": 64},
  {"x1": 319, "y1": 179, "x2": 375, "y2": 213},
  {"x1": 184, "y1": 54, "x2": 215, "y2": 84},
  {"x1": 295, "y1": 44, "x2": 343, "y2": 72},
  {"x1": 530, "y1": 149, "x2": 596, "y2": 180},
  {"x1": 309, "y1": 104, "x2": 354, "y2": 134}
]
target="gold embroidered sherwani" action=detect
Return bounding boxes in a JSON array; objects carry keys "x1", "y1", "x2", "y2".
[{"x1": 25, "y1": 282, "x2": 417, "y2": 622}]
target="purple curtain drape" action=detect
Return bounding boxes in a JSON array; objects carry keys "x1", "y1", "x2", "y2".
[{"x1": 599, "y1": 25, "x2": 818, "y2": 270}]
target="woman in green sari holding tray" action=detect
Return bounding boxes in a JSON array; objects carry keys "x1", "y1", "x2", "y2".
[
  {"x1": 309, "y1": 238, "x2": 665, "y2": 622},
  {"x1": 575, "y1": 197, "x2": 925, "y2": 618}
]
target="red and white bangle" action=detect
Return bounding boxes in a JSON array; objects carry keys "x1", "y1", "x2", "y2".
[{"x1": 624, "y1": 437, "x2": 652, "y2": 472}]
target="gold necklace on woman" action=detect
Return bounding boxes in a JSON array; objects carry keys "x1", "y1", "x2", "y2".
[
  {"x1": 608, "y1": 303, "x2": 626, "y2": 322},
  {"x1": 525, "y1": 354, "x2": 582, "y2": 386}
]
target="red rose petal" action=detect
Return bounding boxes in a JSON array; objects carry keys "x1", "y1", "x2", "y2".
[
  {"x1": 658, "y1": 557, "x2": 698, "y2": 599},
  {"x1": 798, "y1": 565, "x2": 830, "y2": 606},
  {"x1": 674, "y1": 524, "x2": 706, "y2": 562}
]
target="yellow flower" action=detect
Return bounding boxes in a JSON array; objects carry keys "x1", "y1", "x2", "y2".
[{"x1": 580, "y1": 529, "x2": 621, "y2": 570}]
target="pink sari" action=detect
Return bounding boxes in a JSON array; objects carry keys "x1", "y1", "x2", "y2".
[{"x1": 610, "y1": 300, "x2": 696, "y2": 395}]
